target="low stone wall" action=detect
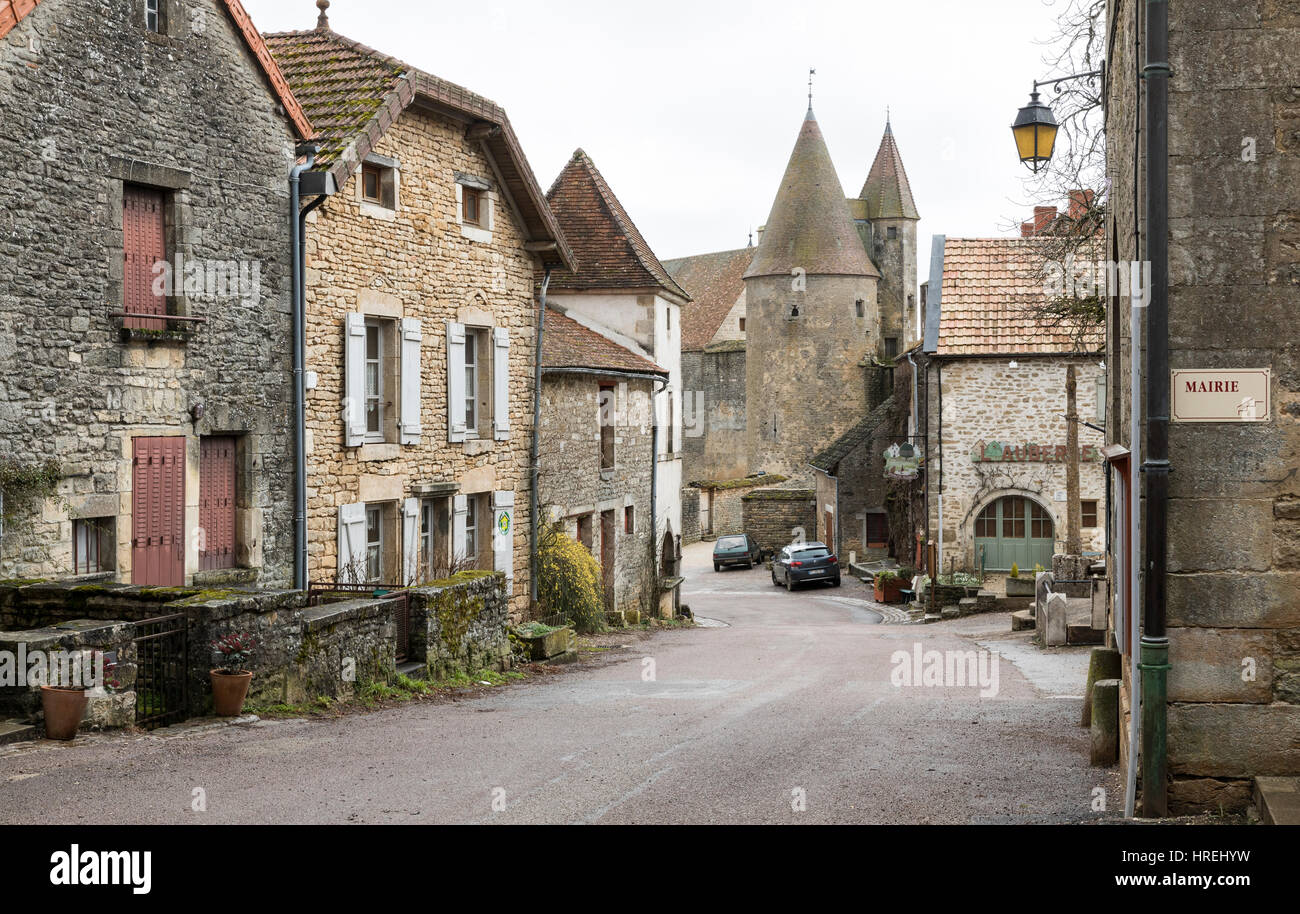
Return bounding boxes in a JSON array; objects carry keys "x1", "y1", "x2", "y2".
[
  {"x1": 680, "y1": 486, "x2": 701, "y2": 545},
  {"x1": 0, "y1": 619, "x2": 136, "y2": 728},
  {"x1": 742, "y1": 488, "x2": 817, "y2": 556},
  {"x1": 409, "y1": 571, "x2": 512, "y2": 680}
]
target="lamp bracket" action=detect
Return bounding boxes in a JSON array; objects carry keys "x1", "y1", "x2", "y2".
[{"x1": 1033, "y1": 64, "x2": 1105, "y2": 94}]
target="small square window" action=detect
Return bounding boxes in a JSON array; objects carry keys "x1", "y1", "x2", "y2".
[
  {"x1": 624, "y1": 506, "x2": 635, "y2": 534},
  {"x1": 887, "y1": 226, "x2": 898, "y2": 240},
  {"x1": 884, "y1": 337, "x2": 899, "y2": 358},
  {"x1": 576, "y1": 514, "x2": 593, "y2": 551},
  {"x1": 359, "y1": 162, "x2": 396, "y2": 210},
  {"x1": 462, "y1": 187, "x2": 483, "y2": 226},
  {"x1": 1081, "y1": 500, "x2": 1099, "y2": 528},
  {"x1": 855, "y1": 299, "x2": 865, "y2": 319},
  {"x1": 73, "y1": 518, "x2": 114, "y2": 576},
  {"x1": 738, "y1": 317, "x2": 746, "y2": 332}
]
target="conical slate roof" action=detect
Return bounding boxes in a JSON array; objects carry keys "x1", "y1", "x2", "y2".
[
  {"x1": 860, "y1": 122, "x2": 920, "y2": 220},
  {"x1": 745, "y1": 110, "x2": 879, "y2": 279}
]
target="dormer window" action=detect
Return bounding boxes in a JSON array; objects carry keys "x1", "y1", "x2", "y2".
[{"x1": 145, "y1": 0, "x2": 165, "y2": 33}]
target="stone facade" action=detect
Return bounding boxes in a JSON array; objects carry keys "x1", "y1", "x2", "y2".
[
  {"x1": 1105, "y1": 0, "x2": 1300, "y2": 813},
  {"x1": 741, "y1": 488, "x2": 817, "y2": 557},
  {"x1": 922, "y1": 355, "x2": 1106, "y2": 574},
  {"x1": 681, "y1": 344, "x2": 747, "y2": 483},
  {"x1": 538, "y1": 373, "x2": 657, "y2": 618},
  {"x1": 0, "y1": 0, "x2": 303, "y2": 588},
  {"x1": 301, "y1": 101, "x2": 539, "y2": 617}
]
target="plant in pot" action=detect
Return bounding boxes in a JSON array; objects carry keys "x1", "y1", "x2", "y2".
[
  {"x1": 1005, "y1": 562, "x2": 1036, "y2": 598},
  {"x1": 873, "y1": 570, "x2": 905, "y2": 604},
  {"x1": 210, "y1": 633, "x2": 256, "y2": 717}
]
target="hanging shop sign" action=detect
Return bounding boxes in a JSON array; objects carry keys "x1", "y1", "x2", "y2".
[
  {"x1": 1171, "y1": 368, "x2": 1270, "y2": 423},
  {"x1": 970, "y1": 440, "x2": 1102, "y2": 464},
  {"x1": 883, "y1": 442, "x2": 922, "y2": 480}
]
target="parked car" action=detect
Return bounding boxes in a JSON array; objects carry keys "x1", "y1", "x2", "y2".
[
  {"x1": 713, "y1": 533, "x2": 762, "y2": 571},
  {"x1": 771, "y1": 542, "x2": 841, "y2": 590}
]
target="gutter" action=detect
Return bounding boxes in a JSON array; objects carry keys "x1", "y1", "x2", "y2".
[
  {"x1": 1139, "y1": 0, "x2": 1172, "y2": 818},
  {"x1": 530, "y1": 267, "x2": 552, "y2": 609}
]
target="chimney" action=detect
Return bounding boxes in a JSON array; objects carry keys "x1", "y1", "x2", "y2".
[
  {"x1": 1033, "y1": 206, "x2": 1057, "y2": 233},
  {"x1": 1067, "y1": 189, "x2": 1096, "y2": 222}
]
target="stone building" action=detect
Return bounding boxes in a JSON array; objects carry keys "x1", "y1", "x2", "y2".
[
  {"x1": 1103, "y1": 0, "x2": 1300, "y2": 814},
  {"x1": 667, "y1": 109, "x2": 921, "y2": 526},
  {"x1": 538, "y1": 308, "x2": 665, "y2": 620},
  {"x1": 542, "y1": 149, "x2": 688, "y2": 571},
  {"x1": 265, "y1": 9, "x2": 572, "y2": 618},
  {"x1": 0, "y1": 0, "x2": 311, "y2": 588}
]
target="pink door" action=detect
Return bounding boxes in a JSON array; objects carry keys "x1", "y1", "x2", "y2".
[
  {"x1": 199, "y1": 436, "x2": 236, "y2": 571},
  {"x1": 132, "y1": 437, "x2": 186, "y2": 586}
]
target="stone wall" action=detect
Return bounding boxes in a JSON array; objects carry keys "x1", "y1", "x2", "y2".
[
  {"x1": 0, "y1": 0, "x2": 299, "y2": 587},
  {"x1": 1105, "y1": 0, "x2": 1300, "y2": 813},
  {"x1": 537, "y1": 373, "x2": 656, "y2": 618},
  {"x1": 695, "y1": 475, "x2": 789, "y2": 541},
  {"x1": 410, "y1": 571, "x2": 511, "y2": 680},
  {"x1": 924, "y1": 355, "x2": 1106, "y2": 572},
  {"x1": 303, "y1": 100, "x2": 540, "y2": 616},
  {"x1": 680, "y1": 486, "x2": 700, "y2": 545},
  {"x1": 681, "y1": 345, "x2": 747, "y2": 483},
  {"x1": 0, "y1": 619, "x2": 136, "y2": 728},
  {"x1": 742, "y1": 488, "x2": 817, "y2": 556}
]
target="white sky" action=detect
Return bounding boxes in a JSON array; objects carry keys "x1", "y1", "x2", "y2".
[{"x1": 246, "y1": 0, "x2": 1074, "y2": 262}]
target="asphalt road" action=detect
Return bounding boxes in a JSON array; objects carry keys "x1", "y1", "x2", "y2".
[{"x1": 0, "y1": 543, "x2": 1117, "y2": 824}]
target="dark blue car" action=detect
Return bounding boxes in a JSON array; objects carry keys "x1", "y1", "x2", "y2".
[
  {"x1": 713, "y1": 534, "x2": 762, "y2": 571},
  {"x1": 771, "y1": 542, "x2": 841, "y2": 590}
]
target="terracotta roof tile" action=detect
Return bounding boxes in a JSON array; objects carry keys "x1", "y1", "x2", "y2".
[
  {"x1": 545, "y1": 149, "x2": 688, "y2": 300},
  {"x1": 936, "y1": 237, "x2": 1104, "y2": 356},
  {"x1": 542, "y1": 308, "x2": 667, "y2": 376},
  {"x1": 663, "y1": 247, "x2": 753, "y2": 351}
]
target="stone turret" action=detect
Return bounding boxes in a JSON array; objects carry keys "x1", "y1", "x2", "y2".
[
  {"x1": 856, "y1": 120, "x2": 920, "y2": 352},
  {"x1": 743, "y1": 108, "x2": 881, "y2": 480}
]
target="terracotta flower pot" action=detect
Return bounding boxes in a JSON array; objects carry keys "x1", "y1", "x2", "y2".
[
  {"x1": 210, "y1": 670, "x2": 252, "y2": 717},
  {"x1": 40, "y1": 686, "x2": 88, "y2": 740}
]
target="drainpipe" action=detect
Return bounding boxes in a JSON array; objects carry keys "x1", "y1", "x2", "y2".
[
  {"x1": 936, "y1": 360, "x2": 944, "y2": 575},
  {"x1": 289, "y1": 144, "x2": 319, "y2": 593},
  {"x1": 1140, "y1": 0, "x2": 1171, "y2": 818},
  {"x1": 530, "y1": 267, "x2": 553, "y2": 609}
]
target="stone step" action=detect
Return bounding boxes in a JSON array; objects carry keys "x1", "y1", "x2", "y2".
[
  {"x1": 395, "y1": 660, "x2": 426, "y2": 680},
  {"x1": 1011, "y1": 609, "x2": 1036, "y2": 632},
  {"x1": 1255, "y1": 777, "x2": 1300, "y2": 825},
  {"x1": 0, "y1": 719, "x2": 37, "y2": 746},
  {"x1": 1067, "y1": 624, "x2": 1106, "y2": 646},
  {"x1": 940, "y1": 605, "x2": 961, "y2": 620}
]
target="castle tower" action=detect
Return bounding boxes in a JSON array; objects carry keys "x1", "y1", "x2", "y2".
[
  {"x1": 743, "y1": 108, "x2": 881, "y2": 480},
  {"x1": 856, "y1": 120, "x2": 920, "y2": 352}
]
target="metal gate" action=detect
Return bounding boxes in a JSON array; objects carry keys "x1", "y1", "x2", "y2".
[
  {"x1": 134, "y1": 612, "x2": 189, "y2": 730},
  {"x1": 308, "y1": 583, "x2": 412, "y2": 662}
]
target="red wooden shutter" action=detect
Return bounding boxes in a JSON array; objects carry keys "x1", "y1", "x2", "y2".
[
  {"x1": 199, "y1": 436, "x2": 237, "y2": 571},
  {"x1": 132, "y1": 436, "x2": 186, "y2": 586},
  {"x1": 123, "y1": 185, "x2": 167, "y2": 330}
]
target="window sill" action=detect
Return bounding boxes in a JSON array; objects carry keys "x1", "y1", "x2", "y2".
[
  {"x1": 359, "y1": 443, "x2": 401, "y2": 462},
  {"x1": 459, "y1": 223, "x2": 493, "y2": 244},
  {"x1": 360, "y1": 200, "x2": 397, "y2": 221},
  {"x1": 464, "y1": 438, "x2": 494, "y2": 457},
  {"x1": 599, "y1": 468, "x2": 616, "y2": 481}
]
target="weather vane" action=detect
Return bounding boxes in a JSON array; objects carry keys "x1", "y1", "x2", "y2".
[{"x1": 808, "y1": 68, "x2": 816, "y2": 109}]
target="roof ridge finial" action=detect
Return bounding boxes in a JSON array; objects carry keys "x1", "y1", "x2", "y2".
[
  {"x1": 807, "y1": 67, "x2": 816, "y2": 115},
  {"x1": 316, "y1": 0, "x2": 330, "y2": 29}
]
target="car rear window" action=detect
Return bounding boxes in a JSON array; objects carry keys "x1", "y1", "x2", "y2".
[
  {"x1": 793, "y1": 548, "x2": 829, "y2": 559},
  {"x1": 717, "y1": 536, "x2": 746, "y2": 549}
]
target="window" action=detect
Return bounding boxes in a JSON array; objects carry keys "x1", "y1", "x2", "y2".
[
  {"x1": 362, "y1": 164, "x2": 382, "y2": 202},
  {"x1": 855, "y1": 299, "x2": 864, "y2": 318},
  {"x1": 464, "y1": 329, "x2": 480, "y2": 432},
  {"x1": 666, "y1": 309, "x2": 672, "y2": 331},
  {"x1": 462, "y1": 187, "x2": 483, "y2": 226},
  {"x1": 599, "y1": 385, "x2": 615, "y2": 470},
  {"x1": 624, "y1": 506, "x2": 635, "y2": 534},
  {"x1": 1030, "y1": 501, "x2": 1053, "y2": 539},
  {"x1": 364, "y1": 321, "x2": 383, "y2": 438},
  {"x1": 1003, "y1": 498, "x2": 1026, "y2": 538},
  {"x1": 1081, "y1": 500, "x2": 1099, "y2": 528},
  {"x1": 884, "y1": 337, "x2": 900, "y2": 358},
  {"x1": 365, "y1": 505, "x2": 384, "y2": 583},
  {"x1": 975, "y1": 504, "x2": 997, "y2": 538},
  {"x1": 577, "y1": 514, "x2": 593, "y2": 551},
  {"x1": 358, "y1": 160, "x2": 397, "y2": 210},
  {"x1": 73, "y1": 518, "x2": 114, "y2": 575},
  {"x1": 421, "y1": 501, "x2": 434, "y2": 570},
  {"x1": 665, "y1": 394, "x2": 675, "y2": 454},
  {"x1": 464, "y1": 495, "x2": 479, "y2": 562},
  {"x1": 123, "y1": 184, "x2": 168, "y2": 330},
  {"x1": 738, "y1": 317, "x2": 746, "y2": 332},
  {"x1": 887, "y1": 226, "x2": 898, "y2": 240},
  {"x1": 145, "y1": 0, "x2": 165, "y2": 33}
]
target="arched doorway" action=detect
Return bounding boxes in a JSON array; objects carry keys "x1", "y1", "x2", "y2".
[{"x1": 973, "y1": 495, "x2": 1055, "y2": 572}]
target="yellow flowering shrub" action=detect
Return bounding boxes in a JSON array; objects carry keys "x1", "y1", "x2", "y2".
[{"x1": 537, "y1": 521, "x2": 606, "y2": 633}]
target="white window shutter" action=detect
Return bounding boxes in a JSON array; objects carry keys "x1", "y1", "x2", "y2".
[
  {"x1": 492, "y1": 490, "x2": 514, "y2": 595},
  {"x1": 447, "y1": 321, "x2": 467, "y2": 443},
  {"x1": 399, "y1": 318, "x2": 422, "y2": 445},
  {"x1": 336, "y1": 502, "x2": 366, "y2": 581},
  {"x1": 452, "y1": 494, "x2": 469, "y2": 563},
  {"x1": 493, "y1": 326, "x2": 511, "y2": 441},
  {"x1": 402, "y1": 497, "x2": 420, "y2": 585},
  {"x1": 343, "y1": 314, "x2": 366, "y2": 447}
]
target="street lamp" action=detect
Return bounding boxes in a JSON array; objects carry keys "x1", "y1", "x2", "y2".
[{"x1": 1011, "y1": 68, "x2": 1104, "y2": 172}]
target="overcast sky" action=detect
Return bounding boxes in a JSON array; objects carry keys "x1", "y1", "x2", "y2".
[{"x1": 247, "y1": 0, "x2": 1075, "y2": 262}]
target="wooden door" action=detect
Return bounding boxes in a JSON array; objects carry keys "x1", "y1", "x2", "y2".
[
  {"x1": 866, "y1": 512, "x2": 889, "y2": 549},
  {"x1": 600, "y1": 509, "x2": 616, "y2": 611},
  {"x1": 199, "y1": 436, "x2": 236, "y2": 571},
  {"x1": 132, "y1": 436, "x2": 186, "y2": 586}
]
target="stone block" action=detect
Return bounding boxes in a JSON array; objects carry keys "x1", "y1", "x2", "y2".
[
  {"x1": 1169, "y1": 703, "x2": 1300, "y2": 777},
  {"x1": 1167, "y1": 498, "x2": 1273, "y2": 572},
  {"x1": 1082, "y1": 647, "x2": 1122, "y2": 727},
  {"x1": 1169, "y1": 777, "x2": 1255, "y2": 816},
  {"x1": 1042, "y1": 592, "x2": 1068, "y2": 647},
  {"x1": 1089, "y1": 678, "x2": 1120, "y2": 767},
  {"x1": 1168, "y1": 571, "x2": 1300, "y2": 628},
  {"x1": 1168, "y1": 626, "x2": 1274, "y2": 703}
]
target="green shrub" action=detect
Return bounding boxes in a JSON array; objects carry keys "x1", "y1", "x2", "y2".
[
  {"x1": 537, "y1": 521, "x2": 606, "y2": 633},
  {"x1": 1010, "y1": 563, "x2": 1020, "y2": 579}
]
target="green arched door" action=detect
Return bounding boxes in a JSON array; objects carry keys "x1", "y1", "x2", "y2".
[{"x1": 973, "y1": 496, "x2": 1055, "y2": 572}]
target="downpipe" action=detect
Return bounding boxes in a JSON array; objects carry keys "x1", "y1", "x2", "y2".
[
  {"x1": 289, "y1": 145, "x2": 318, "y2": 593},
  {"x1": 530, "y1": 267, "x2": 553, "y2": 609}
]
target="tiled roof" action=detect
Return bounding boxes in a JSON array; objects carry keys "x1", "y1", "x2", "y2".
[
  {"x1": 809, "y1": 396, "x2": 896, "y2": 473},
  {"x1": 935, "y1": 237, "x2": 1105, "y2": 356},
  {"x1": 663, "y1": 247, "x2": 753, "y2": 351},
  {"x1": 265, "y1": 26, "x2": 573, "y2": 269},
  {"x1": 0, "y1": 0, "x2": 311, "y2": 139},
  {"x1": 860, "y1": 122, "x2": 919, "y2": 220},
  {"x1": 545, "y1": 149, "x2": 689, "y2": 301},
  {"x1": 541, "y1": 308, "x2": 667, "y2": 376},
  {"x1": 746, "y1": 110, "x2": 879, "y2": 279}
]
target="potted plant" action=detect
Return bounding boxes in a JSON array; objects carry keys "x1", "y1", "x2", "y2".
[
  {"x1": 210, "y1": 632, "x2": 255, "y2": 717},
  {"x1": 873, "y1": 570, "x2": 905, "y2": 604},
  {"x1": 39, "y1": 649, "x2": 111, "y2": 740},
  {"x1": 1005, "y1": 563, "x2": 1036, "y2": 597}
]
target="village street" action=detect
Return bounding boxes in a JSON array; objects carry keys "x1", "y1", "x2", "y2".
[{"x1": 0, "y1": 545, "x2": 1114, "y2": 825}]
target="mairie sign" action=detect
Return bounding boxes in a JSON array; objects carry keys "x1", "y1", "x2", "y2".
[{"x1": 970, "y1": 440, "x2": 1101, "y2": 464}]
